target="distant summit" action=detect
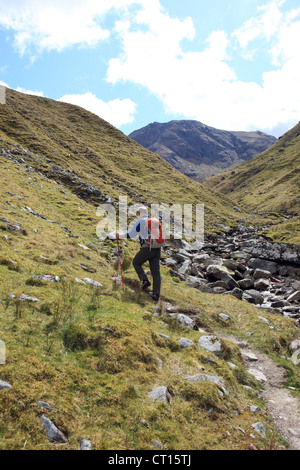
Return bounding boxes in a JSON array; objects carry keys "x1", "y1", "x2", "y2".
[{"x1": 129, "y1": 120, "x2": 277, "y2": 180}]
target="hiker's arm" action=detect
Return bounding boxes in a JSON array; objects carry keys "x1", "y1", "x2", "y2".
[{"x1": 124, "y1": 221, "x2": 141, "y2": 239}]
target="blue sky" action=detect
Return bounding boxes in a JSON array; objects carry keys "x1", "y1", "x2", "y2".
[{"x1": 0, "y1": 0, "x2": 299, "y2": 137}]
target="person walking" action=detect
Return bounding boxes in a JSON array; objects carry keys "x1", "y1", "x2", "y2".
[{"x1": 113, "y1": 206, "x2": 162, "y2": 302}]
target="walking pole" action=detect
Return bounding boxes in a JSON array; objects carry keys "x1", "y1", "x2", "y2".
[{"x1": 116, "y1": 238, "x2": 125, "y2": 290}]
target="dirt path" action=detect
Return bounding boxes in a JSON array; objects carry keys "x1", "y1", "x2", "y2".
[{"x1": 219, "y1": 332, "x2": 300, "y2": 450}]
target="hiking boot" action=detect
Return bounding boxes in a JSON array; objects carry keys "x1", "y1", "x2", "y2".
[
  {"x1": 142, "y1": 279, "x2": 151, "y2": 290},
  {"x1": 151, "y1": 294, "x2": 160, "y2": 302}
]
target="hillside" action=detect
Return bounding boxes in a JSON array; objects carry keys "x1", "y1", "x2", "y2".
[
  {"x1": 129, "y1": 120, "x2": 276, "y2": 180},
  {"x1": 203, "y1": 122, "x2": 300, "y2": 244},
  {"x1": 0, "y1": 88, "x2": 300, "y2": 451},
  {"x1": 0, "y1": 88, "x2": 242, "y2": 234}
]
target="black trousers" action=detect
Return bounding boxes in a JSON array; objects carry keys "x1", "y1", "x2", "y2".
[{"x1": 132, "y1": 247, "x2": 161, "y2": 297}]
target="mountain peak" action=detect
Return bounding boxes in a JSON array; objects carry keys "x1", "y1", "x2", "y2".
[{"x1": 129, "y1": 120, "x2": 277, "y2": 180}]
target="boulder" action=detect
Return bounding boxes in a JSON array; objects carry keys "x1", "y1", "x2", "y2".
[
  {"x1": 206, "y1": 265, "x2": 238, "y2": 290},
  {"x1": 243, "y1": 289, "x2": 264, "y2": 305},
  {"x1": 179, "y1": 338, "x2": 194, "y2": 348},
  {"x1": 254, "y1": 278, "x2": 270, "y2": 291},
  {"x1": 184, "y1": 373, "x2": 229, "y2": 395},
  {"x1": 253, "y1": 269, "x2": 271, "y2": 279},
  {"x1": 198, "y1": 335, "x2": 222, "y2": 356},
  {"x1": 238, "y1": 278, "x2": 254, "y2": 290},
  {"x1": 247, "y1": 258, "x2": 278, "y2": 274}
]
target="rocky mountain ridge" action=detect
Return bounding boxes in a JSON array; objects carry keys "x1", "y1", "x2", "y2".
[{"x1": 129, "y1": 120, "x2": 277, "y2": 180}]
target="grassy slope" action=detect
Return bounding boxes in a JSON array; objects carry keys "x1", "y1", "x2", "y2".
[
  {"x1": 0, "y1": 89, "x2": 299, "y2": 450},
  {"x1": 0, "y1": 145, "x2": 299, "y2": 451},
  {"x1": 203, "y1": 123, "x2": 300, "y2": 244},
  {"x1": 0, "y1": 88, "x2": 242, "y2": 233}
]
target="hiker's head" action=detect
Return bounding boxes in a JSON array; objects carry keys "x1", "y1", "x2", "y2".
[{"x1": 137, "y1": 206, "x2": 148, "y2": 217}]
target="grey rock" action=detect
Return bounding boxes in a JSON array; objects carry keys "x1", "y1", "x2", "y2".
[
  {"x1": 33, "y1": 275, "x2": 60, "y2": 282},
  {"x1": 40, "y1": 415, "x2": 67, "y2": 443},
  {"x1": 8, "y1": 293, "x2": 40, "y2": 302},
  {"x1": 151, "y1": 440, "x2": 164, "y2": 450},
  {"x1": 242, "y1": 352, "x2": 258, "y2": 362},
  {"x1": 148, "y1": 386, "x2": 171, "y2": 403},
  {"x1": 238, "y1": 278, "x2": 254, "y2": 290},
  {"x1": 198, "y1": 335, "x2": 222, "y2": 356},
  {"x1": 253, "y1": 269, "x2": 271, "y2": 279},
  {"x1": 170, "y1": 313, "x2": 194, "y2": 329},
  {"x1": 248, "y1": 258, "x2": 278, "y2": 274},
  {"x1": 179, "y1": 337, "x2": 194, "y2": 348},
  {"x1": 252, "y1": 421, "x2": 266, "y2": 437},
  {"x1": 243, "y1": 289, "x2": 264, "y2": 305},
  {"x1": 0, "y1": 379, "x2": 11, "y2": 389},
  {"x1": 289, "y1": 340, "x2": 300, "y2": 352},
  {"x1": 219, "y1": 313, "x2": 230, "y2": 321},
  {"x1": 248, "y1": 369, "x2": 267, "y2": 383},
  {"x1": 225, "y1": 287, "x2": 243, "y2": 299},
  {"x1": 38, "y1": 401, "x2": 52, "y2": 408},
  {"x1": 157, "y1": 332, "x2": 170, "y2": 339},
  {"x1": 178, "y1": 259, "x2": 191, "y2": 277},
  {"x1": 250, "y1": 406, "x2": 260, "y2": 414},
  {"x1": 83, "y1": 278, "x2": 103, "y2": 287},
  {"x1": 254, "y1": 278, "x2": 270, "y2": 291},
  {"x1": 258, "y1": 316, "x2": 270, "y2": 324},
  {"x1": 80, "y1": 439, "x2": 92, "y2": 450},
  {"x1": 184, "y1": 373, "x2": 229, "y2": 395},
  {"x1": 287, "y1": 291, "x2": 300, "y2": 302}
]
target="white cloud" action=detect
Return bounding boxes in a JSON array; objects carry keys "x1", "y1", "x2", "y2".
[
  {"x1": 0, "y1": 0, "x2": 139, "y2": 55},
  {"x1": 58, "y1": 92, "x2": 137, "y2": 127},
  {"x1": 107, "y1": 0, "x2": 300, "y2": 135},
  {"x1": 15, "y1": 86, "x2": 44, "y2": 97}
]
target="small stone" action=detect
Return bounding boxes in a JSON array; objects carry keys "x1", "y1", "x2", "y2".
[
  {"x1": 248, "y1": 369, "x2": 267, "y2": 383},
  {"x1": 83, "y1": 278, "x2": 103, "y2": 287},
  {"x1": 157, "y1": 332, "x2": 170, "y2": 339},
  {"x1": 148, "y1": 386, "x2": 171, "y2": 403},
  {"x1": 258, "y1": 316, "x2": 270, "y2": 325},
  {"x1": 242, "y1": 352, "x2": 259, "y2": 362},
  {"x1": 80, "y1": 439, "x2": 92, "y2": 450},
  {"x1": 219, "y1": 313, "x2": 230, "y2": 321},
  {"x1": 0, "y1": 379, "x2": 11, "y2": 389},
  {"x1": 179, "y1": 337, "x2": 194, "y2": 348},
  {"x1": 38, "y1": 401, "x2": 52, "y2": 408},
  {"x1": 151, "y1": 440, "x2": 163, "y2": 450},
  {"x1": 249, "y1": 406, "x2": 259, "y2": 414},
  {"x1": 40, "y1": 415, "x2": 67, "y2": 443},
  {"x1": 252, "y1": 422, "x2": 266, "y2": 437}
]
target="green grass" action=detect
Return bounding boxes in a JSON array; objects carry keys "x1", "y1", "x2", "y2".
[
  {"x1": 0, "y1": 88, "x2": 243, "y2": 234},
  {"x1": 203, "y1": 122, "x2": 300, "y2": 243},
  {"x1": 0, "y1": 90, "x2": 299, "y2": 450}
]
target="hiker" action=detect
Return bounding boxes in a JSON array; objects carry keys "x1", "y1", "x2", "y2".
[{"x1": 110, "y1": 206, "x2": 162, "y2": 302}]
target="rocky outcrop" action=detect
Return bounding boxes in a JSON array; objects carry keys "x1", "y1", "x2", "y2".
[{"x1": 162, "y1": 226, "x2": 300, "y2": 323}]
